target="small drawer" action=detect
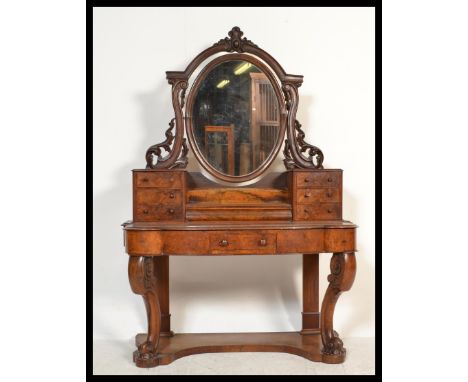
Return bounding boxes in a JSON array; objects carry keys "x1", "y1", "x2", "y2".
[
  {"x1": 135, "y1": 189, "x2": 182, "y2": 205},
  {"x1": 209, "y1": 231, "x2": 276, "y2": 254},
  {"x1": 296, "y1": 188, "x2": 340, "y2": 203},
  {"x1": 135, "y1": 204, "x2": 183, "y2": 222},
  {"x1": 135, "y1": 171, "x2": 183, "y2": 188},
  {"x1": 295, "y1": 203, "x2": 341, "y2": 220},
  {"x1": 295, "y1": 171, "x2": 340, "y2": 188}
]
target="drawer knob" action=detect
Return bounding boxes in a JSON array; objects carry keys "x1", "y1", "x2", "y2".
[
  {"x1": 168, "y1": 208, "x2": 175, "y2": 214},
  {"x1": 304, "y1": 178, "x2": 310, "y2": 183},
  {"x1": 327, "y1": 191, "x2": 333, "y2": 197},
  {"x1": 259, "y1": 239, "x2": 267, "y2": 246},
  {"x1": 219, "y1": 239, "x2": 229, "y2": 247},
  {"x1": 304, "y1": 192, "x2": 311, "y2": 198},
  {"x1": 327, "y1": 208, "x2": 333, "y2": 213},
  {"x1": 328, "y1": 177, "x2": 333, "y2": 182},
  {"x1": 142, "y1": 209, "x2": 149, "y2": 214},
  {"x1": 142, "y1": 178, "x2": 149, "y2": 182},
  {"x1": 304, "y1": 209, "x2": 309, "y2": 214},
  {"x1": 169, "y1": 177, "x2": 174, "y2": 182},
  {"x1": 169, "y1": 192, "x2": 175, "y2": 199}
]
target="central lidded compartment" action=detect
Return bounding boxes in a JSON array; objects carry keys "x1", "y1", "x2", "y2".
[{"x1": 185, "y1": 172, "x2": 292, "y2": 221}]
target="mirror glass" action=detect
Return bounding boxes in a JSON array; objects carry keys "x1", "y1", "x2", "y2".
[{"x1": 192, "y1": 60, "x2": 281, "y2": 176}]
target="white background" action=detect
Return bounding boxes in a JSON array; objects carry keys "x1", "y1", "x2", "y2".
[
  {"x1": 1, "y1": 1, "x2": 468, "y2": 380},
  {"x1": 93, "y1": 7, "x2": 375, "y2": 339}
]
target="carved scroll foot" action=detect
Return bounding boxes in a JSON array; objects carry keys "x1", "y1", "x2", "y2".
[
  {"x1": 128, "y1": 256, "x2": 161, "y2": 368},
  {"x1": 320, "y1": 252, "x2": 356, "y2": 364}
]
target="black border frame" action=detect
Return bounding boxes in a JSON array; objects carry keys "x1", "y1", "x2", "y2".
[{"x1": 88, "y1": 2, "x2": 382, "y2": 378}]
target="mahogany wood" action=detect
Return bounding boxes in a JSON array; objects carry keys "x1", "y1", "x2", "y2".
[
  {"x1": 320, "y1": 252, "x2": 356, "y2": 363},
  {"x1": 128, "y1": 256, "x2": 161, "y2": 367},
  {"x1": 154, "y1": 256, "x2": 173, "y2": 337},
  {"x1": 302, "y1": 254, "x2": 320, "y2": 334},
  {"x1": 124, "y1": 225, "x2": 356, "y2": 256},
  {"x1": 123, "y1": 26, "x2": 358, "y2": 369},
  {"x1": 134, "y1": 332, "x2": 326, "y2": 366}
]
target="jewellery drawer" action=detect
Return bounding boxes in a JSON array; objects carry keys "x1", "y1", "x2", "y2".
[
  {"x1": 134, "y1": 171, "x2": 183, "y2": 188},
  {"x1": 134, "y1": 204, "x2": 183, "y2": 222},
  {"x1": 209, "y1": 231, "x2": 276, "y2": 254},
  {"x1": 295, "y1": 171, "x2": 341, "y2": 188},
  {"x1": 135, "y1": 189, "x2": 182, "y2": 205},
  {"x1": 296, "y1": 188, "x2": 340, "y2": 203},
  {"x1": 295, "y1": 203, "x2": 342, "y2": 220}
]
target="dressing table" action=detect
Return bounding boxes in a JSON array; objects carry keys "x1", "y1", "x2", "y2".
[{"x1": 122, "y1": 27, "x2": 357, "y2": 368}]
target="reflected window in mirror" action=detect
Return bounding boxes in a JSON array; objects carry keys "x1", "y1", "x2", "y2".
[{"x1": 192, "y1": 60, "x2": 280, "y2": 177}]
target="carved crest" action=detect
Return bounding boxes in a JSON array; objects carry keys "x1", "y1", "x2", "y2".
[{"x1": 213, "y1": 26, "x2": 258, "y2": 53}]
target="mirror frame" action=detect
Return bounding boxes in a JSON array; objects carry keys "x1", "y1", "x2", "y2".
[
  {"x1": 185, "y1": 54, "x2": 286, "y2": 182},
  {"x1": 145, "y1": 26, "x2": 324, "y2": 180}
]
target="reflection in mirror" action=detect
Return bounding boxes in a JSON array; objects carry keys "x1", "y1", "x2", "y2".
[{"x1": 192, "y1": 60, "x2": 280, "y2": 176}]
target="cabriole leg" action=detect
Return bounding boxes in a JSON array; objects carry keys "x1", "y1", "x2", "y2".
[
  {"x1": 320, "y1": 252, "x2": 356, "y2": 363},
  {"x1": 128, "y1": 256, "x2": 161, "y2": 368}
]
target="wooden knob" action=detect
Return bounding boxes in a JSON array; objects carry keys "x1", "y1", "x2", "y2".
[
  {"x1": 169, "y1": 192, "x2": 175, "y2": 199},
  {"x1": 327, "y1": 208, "x2": 333, "y2": 213},
  {"x1": 142, "y1": 209, "x2": 149, "y2": 214},
  {"x1": 169, "y1": 178, "x2": 174, "y2": 182},
  {"x1": 304, "y1": 192, "x2": 311, "y2": 197},
  {"x1": 168, "y1": 208, "x2": 175, "y2": 214},
  {"x1": 219, "y1": 240, "x2": 228, "y2": 247},
  {"x1": 327, "y1": 177, "x2": 333, "y2": 182},
  {"x1": 304, "y1": 178, "x2": 310, "y2": 183},
  {"x1": 327, "y1": 191, "x2": 332, "y2": 197},
  {"x1": 142, "y1": 178, "x2": 148, "y2": 182},
  {"x1": 259, "y1": 239, "x2": 267, "y2": 246}
]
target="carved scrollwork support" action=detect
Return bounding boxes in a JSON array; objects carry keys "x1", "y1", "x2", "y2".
[
  {"x1": 320, "y1": 252, "x2": 356, "y2": 363},
  {"x1": 128, "y1": 256, "x2": 161, "y2": 368},
  {"x1": 282, "y1": 82, "x2": 324, "y2": 169},
  {"x1": 145, "y1": 79, "x2": 189, "y2": 169}
]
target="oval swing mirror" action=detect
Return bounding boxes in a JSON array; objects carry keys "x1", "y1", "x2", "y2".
[{"x1": 186, "y1": 55, "x2": 284, "y2": 182}]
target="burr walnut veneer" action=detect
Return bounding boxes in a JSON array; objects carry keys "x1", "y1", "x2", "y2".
[{"x1": 122, "y1": 27, "x2": 357, "y2": 368}]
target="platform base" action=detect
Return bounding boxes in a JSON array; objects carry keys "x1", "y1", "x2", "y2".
[{"x1": 134, "y1": 331, "x2": 346, "y2": 367}]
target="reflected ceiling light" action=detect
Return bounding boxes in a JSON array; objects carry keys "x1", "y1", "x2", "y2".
[
  {"x1": 234, "y1": 62, "x2": 252, "y2": 75},
  {"x1": 216, "y1": 79, "x2": 230, "y2": 88}
]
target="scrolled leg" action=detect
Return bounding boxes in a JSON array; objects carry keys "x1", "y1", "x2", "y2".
[
  {"x1": 128, "y1": 256, "x2": 161, "y2": 368},
  {"x1": 320, "y1": 252, "x2": 356, "y2": 363}
]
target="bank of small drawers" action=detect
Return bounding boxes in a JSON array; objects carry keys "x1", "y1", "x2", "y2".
[
  {"x1": 133, "y1": 171, "x2": 184, "y2": 222},
  {"x1": 294, "y1": 170, "x2": 342, "y2": 221}
]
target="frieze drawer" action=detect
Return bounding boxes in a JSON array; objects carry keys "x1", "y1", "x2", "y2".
[{"x1": 209, "y1": 231, "x2": 276, "y2": 254}]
